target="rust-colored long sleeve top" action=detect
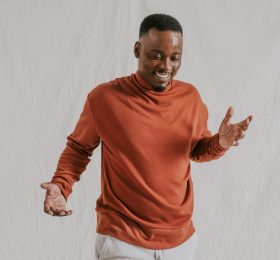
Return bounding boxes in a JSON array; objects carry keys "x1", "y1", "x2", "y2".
[{"x1": 51, "y1": 71, "x2": 228, "y2": 249}]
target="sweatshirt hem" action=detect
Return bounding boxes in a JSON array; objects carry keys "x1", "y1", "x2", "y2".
[{"x1": 95, "y1": 210, "x2": 195, "y2": 250}]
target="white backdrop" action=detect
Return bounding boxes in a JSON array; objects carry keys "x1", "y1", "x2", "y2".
[{"x1": 1, "y1": 0, "x2": 279, "y2": 259}]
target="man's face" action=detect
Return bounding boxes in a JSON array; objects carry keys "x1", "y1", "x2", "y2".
[{"x1": 134, "y1": 28, "x2": 183, "y2": 91}]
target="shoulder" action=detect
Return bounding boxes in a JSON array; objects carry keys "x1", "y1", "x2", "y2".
[
  {"x1": 173, "y1": 79, "x2": 203, "y2": 101},
  {"x1": 87, "y1": 75, "x2": 129, "y2": 98},
  {"x1": 86, "y1": 75, "x2": 132, "y2": 107},
  {"x1": 173, "y1": 79, "x2": 208, "y2": 116},
  {"x1": 87, "y1": 80, "x2": 115, "y2": 98}
]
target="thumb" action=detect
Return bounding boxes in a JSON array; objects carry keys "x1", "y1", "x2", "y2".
[
  {"x1": 222, "y1": 106, "x2": 234, "y2": 125},
  {"x1": 40, "y1": 182, "x2": 53, "y2": 190}
]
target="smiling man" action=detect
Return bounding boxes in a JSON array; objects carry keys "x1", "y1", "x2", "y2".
[
  {"x1": 40, "y1": 14, "x2": 253, "y2": 260},
  {"x1": 134, "y1": 25, "x2": 183, "y2": 92}
]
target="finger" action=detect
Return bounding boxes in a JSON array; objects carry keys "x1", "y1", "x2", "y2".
[
  {"x1": 46, "y1": 210, "x2": 54, "y2": 216},
  {"x1": 53, "y1": 209, "x2": 73, "y2": 217},
  {"x1": 240, "y1": 129, "x2": 245, "y2": 139},
  {"x1": 229, "y1": 125, "x2": 242, "y2": 139},
  {"x1": 239, "y1": 115, "x2": 253, "y2": 130},
  {"x1": 59, "y1": 210, "x2": 73, "y2": 216},
  {"x1": 65, "y1": 210, "x2": 73, "y2": 216},
  {"x1": 50, "y1": 207, "x2": 63, "y2": 216},
  {"x1": 50, "y1": 206, "x2": 68, "y2": 216},
  {"x1": 232, "y1": 140, "x2": 239, "y2": 146},
  {"x1": 44, "y1": 203, "x2": 54, "y2": 216},
  {"x1": 237, "y1": 128, "x2": 245, "y2": 139},
  {"x1": 50, "y1": 206, "x2": 60, "y2": 214},
  {"x1": 222, "y1": 106, "x2": 234, "y2": 125},
  {"x1": 244, "y1": 115, "x2": 253, "y2": 129},
  {"x1": 59, "y1": 210, "x2": 66, "y2": 216}
]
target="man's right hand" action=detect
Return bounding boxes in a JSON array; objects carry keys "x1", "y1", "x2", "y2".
[{"x1": 40, "y1": 182, "x2": 73, "y2": 217}]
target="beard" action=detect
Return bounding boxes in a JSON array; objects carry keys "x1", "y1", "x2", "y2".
[{"x1": 152, "y1": 85, "x2": 165, "y2": 92}]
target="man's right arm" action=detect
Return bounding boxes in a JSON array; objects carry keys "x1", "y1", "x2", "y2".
[{"x1": 50, "y1": 94, "x2": 101, "y2": 201}]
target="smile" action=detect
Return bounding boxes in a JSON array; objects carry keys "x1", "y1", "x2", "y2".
[{"x1": 154, "y1": 72, "x2": 171, "y2": 81}]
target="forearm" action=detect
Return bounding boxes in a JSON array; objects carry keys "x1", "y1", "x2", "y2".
[
  {"x1": 190, "y1": 133, "x2": 229, "y2": 163},
  {"x1": 51, "y1": 139, "x2": 93, "y2": 200}
]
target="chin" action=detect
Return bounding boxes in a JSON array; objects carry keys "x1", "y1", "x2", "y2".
[{"x1": 152, "y1": 84, "x2": 166, "y2": 92}]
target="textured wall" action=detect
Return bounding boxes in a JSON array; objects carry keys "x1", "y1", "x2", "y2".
[{"x1": 1, "y1": 0, "x2": 279, "y2": 259}]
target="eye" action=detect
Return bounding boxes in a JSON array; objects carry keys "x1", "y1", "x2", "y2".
[
  {"x1": 149, "y1": 51, "x2": 162, "y2": 59},
  {"x1": 151, "y1": 54, "x2": 161, "y2": 59},
  {"x1": 171, "y1": 56, "x2": 180, "y2": 61}
]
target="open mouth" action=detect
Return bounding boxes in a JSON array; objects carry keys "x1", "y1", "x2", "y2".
[{"x1": 153, "y1": 71, "x2": 171, "y2": 81}]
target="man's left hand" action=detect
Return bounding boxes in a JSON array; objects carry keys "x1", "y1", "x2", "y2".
[{"x1": 218, "y1": 106, "x2": 253, "y2": 149}]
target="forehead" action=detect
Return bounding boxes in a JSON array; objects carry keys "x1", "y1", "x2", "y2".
[{"x1": 140, "y1": 28, "x2": 182, "y2": 52}]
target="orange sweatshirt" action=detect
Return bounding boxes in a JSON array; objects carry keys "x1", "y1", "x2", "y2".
[{"x1": 51, "y1": 71, "x2": 228, "y2": 249}]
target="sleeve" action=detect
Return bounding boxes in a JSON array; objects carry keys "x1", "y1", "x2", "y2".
[
  {"x1": 50, "y1": 95, "x2": 101, "y2": 200},
  {"x1": 190, "y1": 103, "x2": 229, "y2": 163}
]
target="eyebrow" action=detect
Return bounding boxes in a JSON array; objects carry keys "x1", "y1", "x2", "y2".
[{"x1": 150, "y1": 49, "x2": 182, "y2": 55}]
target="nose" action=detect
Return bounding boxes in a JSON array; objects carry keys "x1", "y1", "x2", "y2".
[{"x1": 160, "y1": 58, "x2": 172, "y2": 71}]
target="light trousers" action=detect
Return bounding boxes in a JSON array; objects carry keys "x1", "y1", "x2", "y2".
[{"x1": 95, "y1": 232, "x2": 198, "y2": 260}]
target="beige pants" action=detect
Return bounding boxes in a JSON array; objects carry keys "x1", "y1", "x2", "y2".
[{"x1": 95, "y1": 232, "x2": 198, "y2": 260}]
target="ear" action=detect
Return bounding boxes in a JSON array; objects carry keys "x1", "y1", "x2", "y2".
[{"x1": 134, "y1": 41, "x2": 140, "y2": 58}]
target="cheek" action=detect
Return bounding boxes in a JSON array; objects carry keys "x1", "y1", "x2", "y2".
[
  {"x1": 142, "y1": 60, "x2": 159, "y2": 71},
  {"x1": 174, "y1": 62, "x2": 181, "y2": 71}
]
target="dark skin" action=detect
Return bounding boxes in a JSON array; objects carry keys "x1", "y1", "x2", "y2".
[
  {"x1": 40, "y1": 27, "x2": 253, "y2": 217},
  {"x1": 134, "y1": 28, "x2": 183, "y2": 91}
]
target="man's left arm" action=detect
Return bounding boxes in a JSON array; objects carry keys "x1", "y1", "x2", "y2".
[{"x1": 190, "y1": 106, "x2": 253, "y2": 163}]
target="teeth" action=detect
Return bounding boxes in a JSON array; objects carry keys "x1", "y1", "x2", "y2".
[{"x1": 155, "y1": 72, "x2": 169, "y2": 79}]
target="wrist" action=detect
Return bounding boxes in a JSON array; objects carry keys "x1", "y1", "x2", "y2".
[{"x1": 218, "y1": 134, "x2": 230, "y2": 150}]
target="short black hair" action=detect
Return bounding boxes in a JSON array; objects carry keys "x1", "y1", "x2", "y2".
[{"x1": 139, "y1": 13, "x2": 183, "y2": 38}]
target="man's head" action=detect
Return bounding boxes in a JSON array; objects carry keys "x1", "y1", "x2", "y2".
[{"x1": 134, "y1": 14, "x2": 183, "y2": 92}]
